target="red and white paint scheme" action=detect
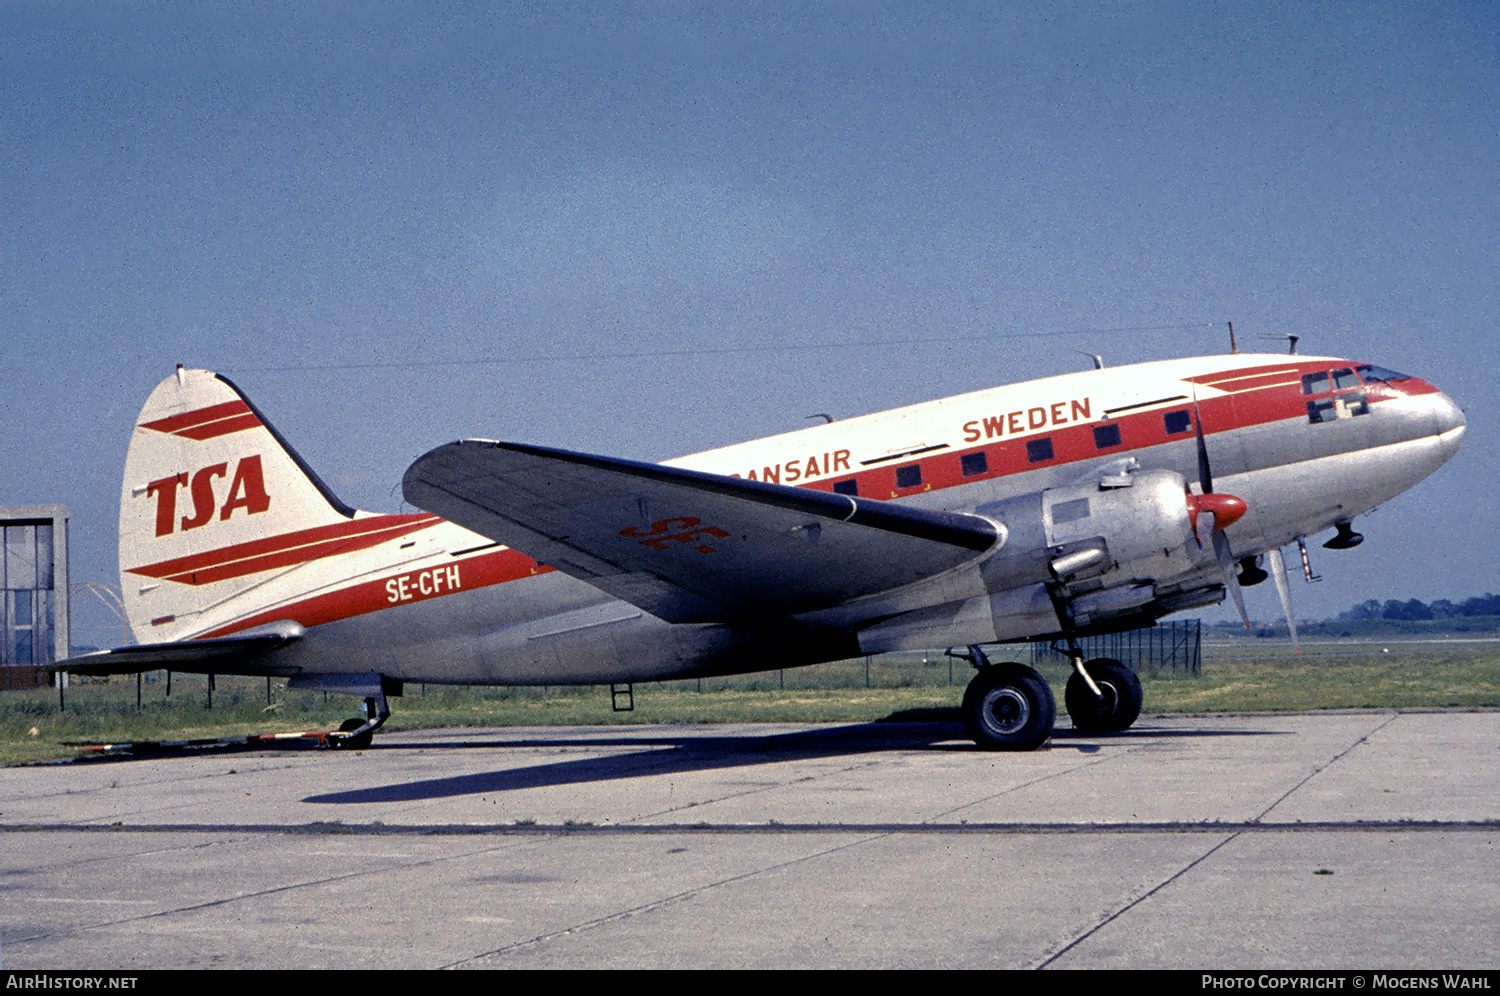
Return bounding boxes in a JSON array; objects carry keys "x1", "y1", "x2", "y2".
[{"x1": 60, "y1": 354, "x2": 1466, "y2": 750}]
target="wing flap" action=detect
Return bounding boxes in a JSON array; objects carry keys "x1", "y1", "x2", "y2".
[{"x1": 403, "y1": 441, "x2": 999, "y2": 623}]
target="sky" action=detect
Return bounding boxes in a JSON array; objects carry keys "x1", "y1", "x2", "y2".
[{"x1": 3, "y1": 1, "x2": 1496, "y2": 650}]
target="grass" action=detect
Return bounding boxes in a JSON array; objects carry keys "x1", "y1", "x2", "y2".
[{"x1": 4, "y1": 641, "x2": 1497, "y2": 765}]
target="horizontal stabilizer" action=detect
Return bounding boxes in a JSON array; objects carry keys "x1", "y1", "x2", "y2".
[
  {"x1": 50, "y1": 622, "x2": 305, "y2": 677},
  {"x1": 403, "y1": 441, "x2": 999, "y2": 623}
]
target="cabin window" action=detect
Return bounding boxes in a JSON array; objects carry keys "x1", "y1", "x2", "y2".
[
  {"x1": 895, "y1": 464, "x2": 922, "y2": 489},
  {"x1": 1026, "y1": 438, "x2": 1053, "y2": 463},
  {"x1": 961, "y1": 452, "x2": 987, "y2": 477},
  {"x1": 1332, "y1": 368, "x2": 1361, "y2": 390},
  {"x1": 1093, "y1": 424, "x2": 1121, "y2": 449},
  {"x1": 833, "y1": 479, "x2": 858, "y2": 496},
  {"x1": 1163, "y1": 409, "x2": 1192, "y2": 435}
]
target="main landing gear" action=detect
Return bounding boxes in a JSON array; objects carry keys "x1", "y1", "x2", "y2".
[
  {"x1": 960, "y1": 647, "x2": 1056, "y2": 751},
  {"x1": 958, "y1": 646, "x2": 1145, "y2": 749},
  {"x1": 1063, "y1": 656, "x2": 1142, "y2": 734}
]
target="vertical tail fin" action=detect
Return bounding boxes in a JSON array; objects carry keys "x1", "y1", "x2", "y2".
[{"x1": 120, "y1": 368, "x2": 372, "y2": 642}]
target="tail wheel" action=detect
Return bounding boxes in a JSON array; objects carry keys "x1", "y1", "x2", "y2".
[
  {"x1": 1064, "y1": 658, "x2": 1142, "y2": 734},
  {"x1": 335, "y1": 717, "x2": 374, "y2": 751},
  {"x1": 962, "y1": 663, "x2": 1056, "y2": 751}
]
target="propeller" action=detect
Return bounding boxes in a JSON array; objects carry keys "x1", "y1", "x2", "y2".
[
  {"x1": 1189, "y1": 389, "x2": 1302, "y2": 651},
  {"x1": 1189, "y1": 392, "x2": 1253, "y2": 629},
  {"x1": 1267, "y1": 546, "x2": 1300, "y2": 653},
  {"x1": 1188, "y1": 489, "x2": 1252, "y2": 628}
]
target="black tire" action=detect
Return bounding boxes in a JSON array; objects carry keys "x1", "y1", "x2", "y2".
[
  {"x1": 1064, "y1": 658, "x2": 1142, "y2": 734},
  {"x1": 336, "y1": 717, "x2": 373, "y2": 751},
  {"x1": 962, "y1": 663, "x2": 1056, "y2": 751}
]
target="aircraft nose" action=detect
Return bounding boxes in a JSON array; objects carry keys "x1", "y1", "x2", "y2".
[{"x1": 1432, "y1": 390, "x2": 1466, "y2": 461}]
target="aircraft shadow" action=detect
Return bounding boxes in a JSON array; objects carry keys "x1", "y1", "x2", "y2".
[{"x1": 303, "y1": 719, "x2": 1286, "y2": 806}]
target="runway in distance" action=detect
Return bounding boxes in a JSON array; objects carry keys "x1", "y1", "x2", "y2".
[{"x1": 57, "y1": 351, "x2": 1466, "y2": 750}]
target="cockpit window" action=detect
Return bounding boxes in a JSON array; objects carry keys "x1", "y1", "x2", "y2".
[
  {"x1": 1332, "y1": 368, "x2": 1361, "y2": 390},
  {"x1": 1301, "y1": 371, "x2": 1330, "y2": 395},
  {"x1": 1304, "y1": 365, "x2": 1373, "y2": 424},
  {"x1": 1308, "y1": 393, "x2": 1370, "y2": 423},
  {"x1": 1354, "y1": 364, "x2": 1412, "y2": 384}
]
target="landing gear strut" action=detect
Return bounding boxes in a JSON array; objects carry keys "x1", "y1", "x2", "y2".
[
  {"x1": 1063, "y1": 656, "x2": 1142, "y2": 734},
  {"x1": 960, "y1": 646, "x2": 1056, "y2": 751}
]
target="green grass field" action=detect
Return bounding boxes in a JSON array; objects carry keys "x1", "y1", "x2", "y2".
[{"x1": 4, "y1": 640, "x2": 1497, "y2": 765}]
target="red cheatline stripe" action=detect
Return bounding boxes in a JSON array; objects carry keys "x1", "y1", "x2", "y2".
[
  {"x1": 1208, "y1": 372, "x2": 1304, "y2": 394},
  {"x1": 126, "y1": 514, "x2": 441, "y2": 586},
  {"x1": 140, "y1": 401, "x2": 263, "y2": 440},
  {"x1": 1186, "y1": 363, "x2": 1302, "y2": 390},
  {"x1": 196, "y1": 547, "x2": 553, "y2": 638}
]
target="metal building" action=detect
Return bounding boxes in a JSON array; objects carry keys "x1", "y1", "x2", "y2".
[{"x1": 1, "y1": 505, "x2": 69, "y2": 689}]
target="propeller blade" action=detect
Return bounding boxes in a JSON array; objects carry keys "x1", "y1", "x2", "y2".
[
  {"x1": 1195, "y1": 509, "x2": 1217, "y2": 548},
  {"x1": 1267, "y1": 546, "x2": 1300, "y2": 654},
  {"x1": 1192, "y1": 391, "x2": 1215, "y2": 493},
  {"x1": 1213, "y1": 530, "x2": 1251, "y2": 629}
]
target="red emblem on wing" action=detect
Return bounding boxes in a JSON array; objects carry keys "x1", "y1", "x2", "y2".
[{"x1": 620, "y1": 516, "x2": 731, "y2": 554}]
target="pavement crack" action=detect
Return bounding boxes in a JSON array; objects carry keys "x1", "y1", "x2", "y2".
[
  {"x1": 441, "y1": 831, "x2": 891, "y2": 968},
  {"x1": 925, "y1": 747, "x2": 1126, "y2": 823},
  {"x1": 1255, "y1": 711, "x2": 1401, "y2": 822},
  {"x1": 1033, "y1": 829, "x2": 1243, "y2": 970}
]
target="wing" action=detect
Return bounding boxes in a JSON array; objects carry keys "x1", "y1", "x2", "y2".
[
  {"x1": 403, "y1": 441, "x2": 999, "y2": 623},
  {"x1": 50, "y1": 622, "x2": 304, "y2": 677}
]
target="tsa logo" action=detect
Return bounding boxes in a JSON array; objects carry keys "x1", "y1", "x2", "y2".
[{"x1": 145, "y1": 455, "x2": 271, "y2": 536}]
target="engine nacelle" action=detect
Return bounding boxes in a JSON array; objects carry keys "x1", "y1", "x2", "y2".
[
  {"x1": 977, "y1": 468, "x2": 1204, "y2": 594},
  {"x1": 853, "y1": 469, "x2": 1213, "y2": 653}
]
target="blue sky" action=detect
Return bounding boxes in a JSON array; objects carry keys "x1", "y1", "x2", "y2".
[{"x1": 4, "y1": 1, "x2": 1495, "y2": 648}]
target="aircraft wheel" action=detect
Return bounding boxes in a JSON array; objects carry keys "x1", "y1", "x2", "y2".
[
  {"x1": 1064, "y1": 658, "x2": 1142, "y2": 734},
  {"x1": 962, "y1": 663, "x2": 1056, "y2": 751},
  {"x1": 335, "y1": 717, "x2": 373, "y2": 751}
]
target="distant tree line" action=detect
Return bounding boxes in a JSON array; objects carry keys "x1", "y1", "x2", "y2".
[{"x1": 1338, "y1": 594, "x2": 1500, "y2": 622}]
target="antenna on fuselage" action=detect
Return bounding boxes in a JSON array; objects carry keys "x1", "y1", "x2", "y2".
[
  {"x1": 1075, "y1": 351, "x2": 1104, "y2": 370},
  {"x1": 805, "y1": 413, "x2": 834, "y2": 424},
  {"x1": 1227, "y1": 321, "x2": 1239, "y2": 354},
  {"x1": 1258, "y1": 334, "x2": 1300, "y2": 355}
]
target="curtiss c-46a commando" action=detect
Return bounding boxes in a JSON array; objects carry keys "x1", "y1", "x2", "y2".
[{"x1": 58, "y1": 350, "x2": 1466, "y2": 750}]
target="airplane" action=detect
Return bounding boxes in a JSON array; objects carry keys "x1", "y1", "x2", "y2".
[{"x1": 54, "y1": 351, "x2": 1466, "y2": 751}]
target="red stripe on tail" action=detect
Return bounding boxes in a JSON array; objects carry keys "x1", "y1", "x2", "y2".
[
  {"x1": 140, "y1": 401, "x2": 260, "y2": 440},
  {"x1": 126, "y1": 514, "x2": 441, "y2": 586}
]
